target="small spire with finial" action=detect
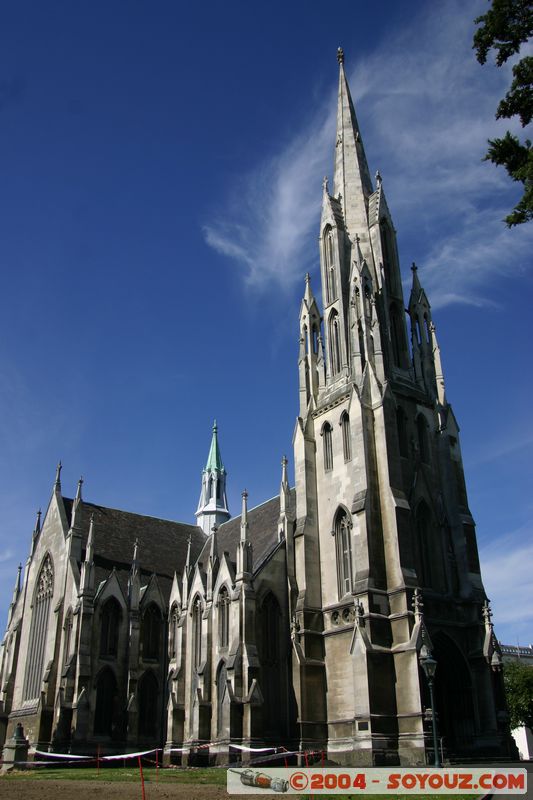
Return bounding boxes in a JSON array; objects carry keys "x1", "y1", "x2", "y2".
[
  {"x1": 411, "y1": 262, "x2": 417, "y2": 274},
  {"x1": 375, "y1": 170, "x2": 382, "y2": 187},
  {"x1": 412, "y1": 588, "x2": 424, "y2": 622},
  {"x1": 322, "y1": 175, "x2": 329, "y2": 194},
  {"x1": 337, "y1": 46, "x2": 344, "y2": 65},
  {"x1": 86, "y1": 514, "x2": 95, "y2": 563},
  {"x1": 54, "y1": 461, "x2": 62, "y2": 492},
  {"x1": 75, "y1": 476, "x2": 83, "y2": 502},
  {"x1": 281, "y1": 455, "x2": 288, "y2": 485}
]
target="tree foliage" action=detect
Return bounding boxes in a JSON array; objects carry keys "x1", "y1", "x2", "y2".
[
  {"x1": 503, "y1": 660, "x2": 533, "y2": 730},
  {"x1": 473, "y1": 0, "x2": 533, "y2": 225}
]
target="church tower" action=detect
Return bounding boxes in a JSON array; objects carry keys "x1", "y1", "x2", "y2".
[
  {"x1": 195, "y1": 422, "x2": 230, "y2": 534},
  {"x1": 290, "y1": 48, "x2": 511, "y2": 766}
]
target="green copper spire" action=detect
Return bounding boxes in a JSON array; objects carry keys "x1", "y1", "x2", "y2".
[
  {"x1": 205, "y1": 419, "x2": 224, "y2": 473},
  {"x1": 196, "y1": 420, "x2": 230, "y2": 533}
]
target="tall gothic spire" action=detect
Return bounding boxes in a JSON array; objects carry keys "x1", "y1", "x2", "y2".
[
  {"x1": 195, "y1": 421, "x2": 230, "y2": 534},
  {"x1": 333, "y1": 47, "x2": 373, "y2": 239}
]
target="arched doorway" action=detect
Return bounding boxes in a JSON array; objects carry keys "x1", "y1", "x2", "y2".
[
  {"x1": 138, "y1": 670, "x2": 159, "y2": 739},
  {"x1": 428, "y1": 634, "x2": 476, "y2": 756},
  {"x1": 94, "y1": 668, "x2": 117, "y2": 737}
]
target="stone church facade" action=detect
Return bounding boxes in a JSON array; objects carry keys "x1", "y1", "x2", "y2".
[{"x1": 0, "y1": 51, "x2": 514, "y2": 766}]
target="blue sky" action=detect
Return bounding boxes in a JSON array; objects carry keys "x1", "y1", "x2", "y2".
[{"x1": 0, "y1": 0, "x2": 531, "y2": 646}]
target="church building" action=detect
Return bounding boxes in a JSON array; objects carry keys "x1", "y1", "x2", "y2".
[{"x1": 0, "y1": 50, "x2": 514, "y2": 766}]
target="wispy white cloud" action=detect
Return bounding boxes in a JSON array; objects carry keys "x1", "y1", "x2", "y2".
[
  {"x1": 481, "y1": 525, "x2": 533, "y2": 643},
  {"x1": 466, "y1": 429, "x2": 533, "y2": 469},
  {"x1": 204, "y1": 111, "x2": 335, "y2": 289},
  {"x1": 0, "y1": 550, "x2": 13, "y2": 564},
  {"x1": 204, "y1": 0, "x2": 533, "y2": 305}
]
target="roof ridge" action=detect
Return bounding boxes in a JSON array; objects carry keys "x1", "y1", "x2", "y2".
[{"x1": 64, "y1": 497, "x2": 203, "y2": 530}]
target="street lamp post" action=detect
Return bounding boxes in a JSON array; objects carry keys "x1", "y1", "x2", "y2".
[{"x1": 419, "y1": 647, "x2": 441, "y2": 767}]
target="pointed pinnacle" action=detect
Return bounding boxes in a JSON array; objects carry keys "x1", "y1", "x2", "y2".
[
  {"x1": 86, "y1": 514, "x2": 95, "y2": 562},
  {"x1": 54, "y1": 461, "x2": 62, "y2": 491},
  {"x1": 337, "y1": 46, "x2": 344, "y2": 64},
  {"x1": 75, "y1": 476, "x2": 83, "y2": 502}
]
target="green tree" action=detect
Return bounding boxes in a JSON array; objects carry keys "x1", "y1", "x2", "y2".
[
  {"x1": 503, "y1": 660, "x2": 533, "y2": 730},
  {"x1": 473, "y1": 0, "x2": 533, "y2": 225}
]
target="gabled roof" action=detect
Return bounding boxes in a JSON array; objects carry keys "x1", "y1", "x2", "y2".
[
  {"x1": 62, "y1": 498, "x2": 206, "y2": 603},
  {"x1": 196, "y1": 489, "x2": 295, "y2": 574}
]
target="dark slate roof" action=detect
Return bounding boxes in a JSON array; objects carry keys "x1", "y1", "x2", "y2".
[
  {"x1": 62, "y1": 497, "x2": 206, "y2": 604},
  {"x1": 197, "y1": 489, "x2": 295, "y2": 574}
]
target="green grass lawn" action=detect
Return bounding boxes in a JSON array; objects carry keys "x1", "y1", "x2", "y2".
[
  {"x1": 1, "y1": 766, "x2": 227, "y2": 784},
  {"x1": 0, "y1": 766, "x2": 483, "y2": 799}
]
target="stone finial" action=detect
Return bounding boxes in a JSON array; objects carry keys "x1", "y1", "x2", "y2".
[
  {"x1": 411, "y1": 262, "x2": 418, "y2": 273},
  {"x1": 132, "y1": 537, "x2": 139, "y2": 568},
  {"x1": 375, "y1": 170, "x2": 382, "y2": 187},
  {"x1": 75, "y1": 476, "x2": 83, "y2": 502},
  {"x1": 412, "y1": 588, "x2": 424, "y2": 622},
  {"x1": 33, "y1": 509, "x2": 42, "y2": 536},
  {"x1": 337, "y1": 47, "x2": 344, "y2": 65},
  {"x1": 322, "y1": 175, "x2": 329, "y2": 193},
  {"x1": 281, "y1": 455, "x2": 288, "y2": 483},
  {"x1": 482, "y1": 598, "x2": 493, "y2": 626},
  {"x1": 185, "y1": 532, "x2": 192, "y2": 571},
  {"x1": 54, "y1": 461, "x2": 62, "y2": 492},
  {"x1": 86, "y1": 514, "x2": 95, "y2": 563}
]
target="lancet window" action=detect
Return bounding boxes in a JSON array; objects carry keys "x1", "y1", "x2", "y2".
[
  {"x1": 324, "y1": 227, "x2": 337, "y2": 304},
  {"x1": 340, "y1": 411, "x2": 351, "y2": 462},
  {"x1": 334, "y1": 508, "x2": 353, "y2": 598},
  {"x1": 142, "y1": 603, "x2": 161, "y2": 661},
  {"x1": 417, "y1": 414, "x2": 430, "y2": 463},
  {"x1": 192, "y1": 596, "x2": 203, "y2": 669},
  {"x1": 63, "y1": 608, "x2": 73, "y2": 666},
  {"x1": 396, "y1": 407, "x2": 408, "y2": 457},
  {"x1": 218, "y1": 586, "x2": 230, "y2": 648},
  {"x1": 100, "y1": 597, "x2": 120, "y2": 658},
  {"x1": 329, "y1": 310, "x2": 341, "y2": 375},
  {"x1": 322, "y1": 422, "x2": 333, "y2": 472},
  {"x1": 169, "y1": 603, "x2": 179, "y2": 659}
]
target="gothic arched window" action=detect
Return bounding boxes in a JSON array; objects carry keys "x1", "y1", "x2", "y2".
[
  {"x1": 23, "y1": 554, "x2": 54, "y2": 701},
  {"x1": 340, "y1": 411, "x2": 351, "y2": 462},
  {"x1": 328, "y1": 310, "x2": 341, "y2": 375},
  {"x1": 192, "y1": 596, "x2": 203, "y2": 669},
  {"x1": 417, "y1": 414, "x2": 430, "y2": 463},
  {"x1": 63, "y1": 608, "x2": 73, "y2": 666},
  {"x1": 138, "y1": 670, "x2": 159, "y2": 738},
  {"x1": 94, "y1": 667, "x2": 117, "y2": 736},
  {"x1": 169, "y1": 603, "x2": 179, "y2": 659},
  {"x1": 322, "y1": 421, "x2": 333, "y2": 472},
  {"x1": 397, "y1": 407, "x2": 408, "y2": 458},
  {"x1": 415, "y1": 501, "x2": 432, "y2": 588},
  {"x1": 390, "y1": 303, "x2": 404, "y2": 367},
  {"x1": 324, "y1": 227, "x2": 337, "y2": 304},
  {"x1": 100, "y1": 597, "x2": 120, "y2": 658},
  {"x1": 312, "y1": 325, "x2": 319, "y2": 355},
  {"x1": 358, "y1": 321, "x2": 366, "y2": 371},
  {"x1": 334, "y1": 509, "x2": 353, "y2": 598},
  {"x1": 142, "y1": 603, "x2": 161, "y2": 661},
  {"x1": 218, "y1": 586, "x2": 230, "y2": 649},
  {"x1": 216, "y1": 661, "x2": 228, "y2": 734}
]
